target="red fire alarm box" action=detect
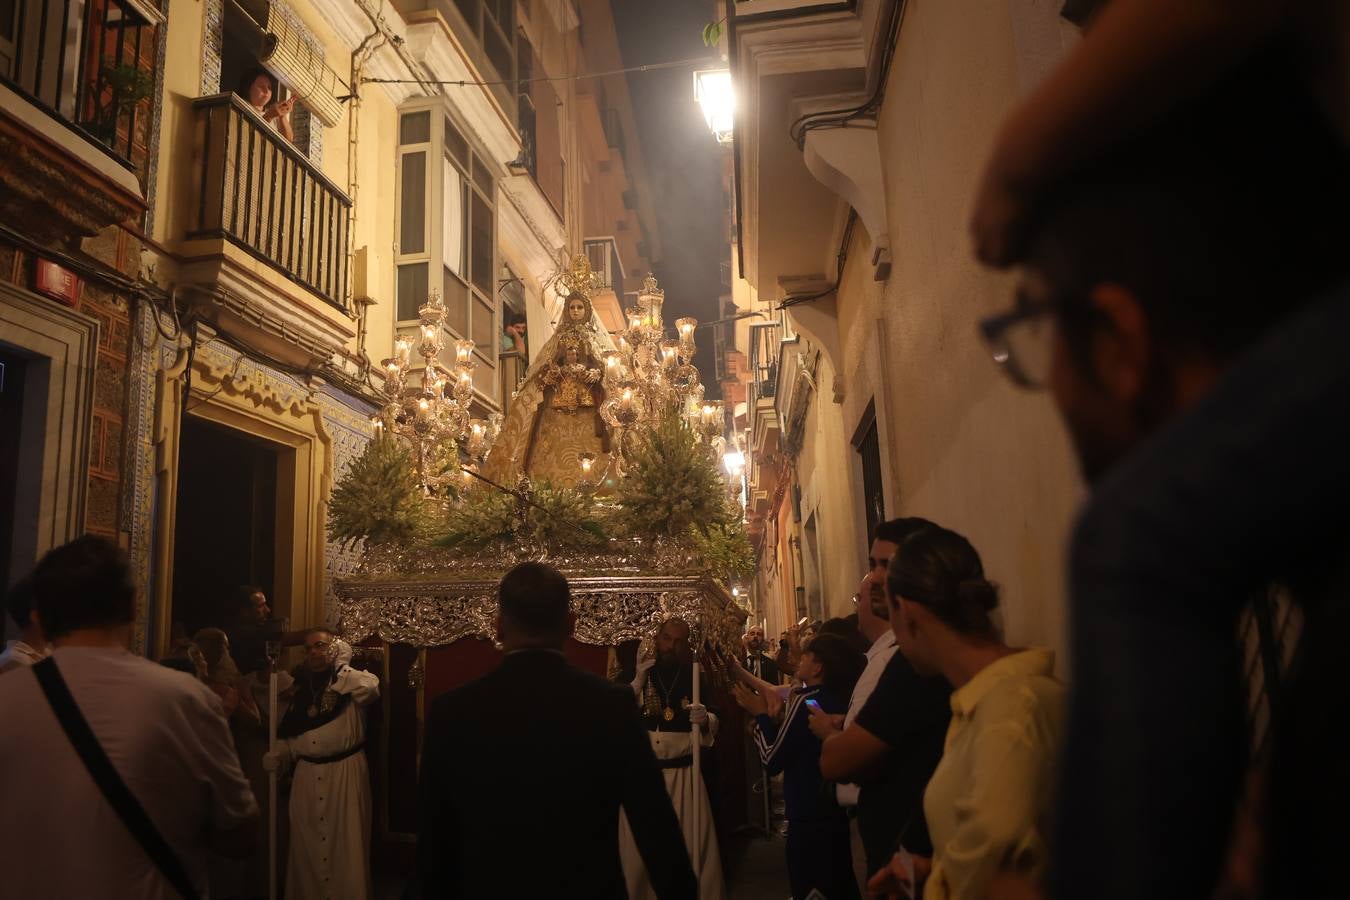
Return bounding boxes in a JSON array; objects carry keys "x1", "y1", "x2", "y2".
[{"x1": 35, "y1": 259, "x2": 81, "y2": 307}]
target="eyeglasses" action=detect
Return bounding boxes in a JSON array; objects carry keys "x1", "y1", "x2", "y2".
[{"x1": 979, "y1": 292, "x2": 1056, "y2": 390}]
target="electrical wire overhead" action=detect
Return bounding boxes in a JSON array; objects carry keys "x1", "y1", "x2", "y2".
[{"x1": 361, "y1": 54, "x2": 718, "y2": 88}]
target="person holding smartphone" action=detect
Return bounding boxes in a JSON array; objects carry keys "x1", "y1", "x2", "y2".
[{"x1": 733, "y1": 632, "x2": 865, "y2": 899}]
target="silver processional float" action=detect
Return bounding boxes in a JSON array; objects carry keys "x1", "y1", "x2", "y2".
[{"x1": 313, "y1": 257, "x2": 753, "y2": 895}]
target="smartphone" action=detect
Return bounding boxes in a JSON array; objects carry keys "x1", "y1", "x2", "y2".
[
  {"x1": 797, "y1": 616, "x2": 809, "y2": 627},
  {"x1": 804, "y1": 698, "x2": 822, "y2": 713}
]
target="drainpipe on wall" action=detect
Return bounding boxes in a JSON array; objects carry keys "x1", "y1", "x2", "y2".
[{"x1": 347, "y1": 24, "x2": 385, "y2": 374}]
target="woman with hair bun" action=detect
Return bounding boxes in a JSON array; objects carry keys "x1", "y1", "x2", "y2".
[{"x1": 869, "y1": 522, "x2": 1065, "y2": 900}]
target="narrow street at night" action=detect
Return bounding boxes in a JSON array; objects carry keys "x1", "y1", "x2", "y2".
[{"x1": 2, "y1": 1, "x2": 1347, "y2": 898}]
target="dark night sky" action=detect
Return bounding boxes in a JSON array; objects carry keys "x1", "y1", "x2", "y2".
[{"x1": 610, "y1": 0, "x2": 726, "y2": 398}]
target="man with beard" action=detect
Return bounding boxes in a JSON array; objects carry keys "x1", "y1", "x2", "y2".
[
  {"x1": 976, "y1": 66, "x2": 1350, "y2": 899},
  {"x1": 264, "y1": 629, "x2": 379, "y2": 900},
  {"x1": 742, "y1": 624, "x2": 780, "y2": 683},
  {"x1": 620, "y1": 617, "x2": 725, "y2": 900}
]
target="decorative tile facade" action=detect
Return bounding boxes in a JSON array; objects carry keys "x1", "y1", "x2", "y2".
[
  {"x1": 317, "y1": 386, "x2": 375, "y2": 623},
  {"x1": 125, "y1": 303, "x2": 171, "y2": 654}
]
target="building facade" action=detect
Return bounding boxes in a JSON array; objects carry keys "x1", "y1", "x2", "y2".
[
  {"x1": 726, "y1": 0, "x2": 1084, "y2": 661},
  {"x1": 1, "y1": 0, "x2": 658, "y2": 652}
]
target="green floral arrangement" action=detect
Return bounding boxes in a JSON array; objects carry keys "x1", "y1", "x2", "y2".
[
  {"x1": 436, "y1": 487, "x2": 517, "y2": 550},
  {"x1": 614, "y1": 411, "x2": 732, "y2": 539},
  {"x1": 328, "y1": 434, "x2": 434, "y2": 548},
  {"x1": 688, "y1": 520, "x2": 755, "y2": 581},
  {"x1": 523, "y1": 482, "x2": 609, "y2": 548},
  {"x1": 436, "y1": 481, "x2": 607, "y2": 551}
]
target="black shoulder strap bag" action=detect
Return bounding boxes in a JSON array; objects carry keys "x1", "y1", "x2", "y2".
[{"x1": 33, "y1": 656, "x2": 201, "y2": 900}]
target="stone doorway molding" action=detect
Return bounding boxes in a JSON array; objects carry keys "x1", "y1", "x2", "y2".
[
  {"x1": 0, "y1": 283, "x2": 98, "y2": 582},
  {"x1": 152, "y1": 328, "x2": 333, "y2": 656}
]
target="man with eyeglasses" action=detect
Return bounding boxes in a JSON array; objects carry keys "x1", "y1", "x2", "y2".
[
  {"x1": 975, "y1": 65, "x2": 1350, "y2": 900},
  {"x1": 813, "y1": 518, "x2": 952, "y2": 887}
]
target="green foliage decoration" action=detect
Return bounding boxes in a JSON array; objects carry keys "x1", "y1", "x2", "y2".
[
  {"x1": 436, "y1": 481, "x2": 608, "y2": 551},
  {"x1": 689, "y1": 520, "x2": 755, "y2": 582},
  {"x1": 524, "y1": 482, "x2": 609, "y2": 549},
  {"x1": 327, "y1": 434, "x2": 433, "y2": 548},
  {"x1": 436, "y1": 487, "x2": 516, "y2": 551},
  {"x1": 615, "y1": 412, "x2": 731, "y2": 539}
]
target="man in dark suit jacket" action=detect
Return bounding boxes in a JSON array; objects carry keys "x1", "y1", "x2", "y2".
[{"x1": 417, "y1": 562, "x2": 697, "y2": 899}]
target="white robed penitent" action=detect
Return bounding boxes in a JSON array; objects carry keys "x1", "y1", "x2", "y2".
[
  {"x1": 619, "y1": 660, "x2": 725, "y2": 900},
  {"x1": 272, "y1": 664, "x2": 380, "y2": 900}
]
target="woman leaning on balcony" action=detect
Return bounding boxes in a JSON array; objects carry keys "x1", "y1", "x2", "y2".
[{"x1": 238, "y1": 67, "x2": 297, "y2": 144}]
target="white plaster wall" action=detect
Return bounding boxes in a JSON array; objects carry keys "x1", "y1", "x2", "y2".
[
  {"x1": 781, "y1": 0, "x2": 1081, "y2": 665},
  {"x1": 873, "y1": 0, "x2": 1081, "y2": 663}
]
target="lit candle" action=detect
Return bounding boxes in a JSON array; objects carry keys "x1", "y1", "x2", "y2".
[
  {"x1": 676, "y1": 317, "x2": 697, "y2": 339},
  {"x1": 422, "y1": 325, "x2": 436, "y2": 342},
  {"x1": 455, "y1": 340, "x2": 474, "y2": 365},
  {"x1": 580, "y1": 454, "x2": 594, "y2": 475},
  {"x1": 370, "y1": 416, "x2": 383, "y2": 434},
  {"x1": 417, "y1": 398, "x2": 430, "y2": 418},
  {"x1": 394, "y1": 338, "x2": 412, "y2": 364},
  {"x1": 621, "y1": 387, "x2": 635, "y2": 409}
]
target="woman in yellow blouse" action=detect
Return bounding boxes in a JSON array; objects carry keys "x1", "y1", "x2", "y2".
[{"x1": 868, "y1": 522, "x2": 1065, "y2": 900}]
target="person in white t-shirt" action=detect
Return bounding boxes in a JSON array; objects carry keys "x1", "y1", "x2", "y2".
[
  {"x1": 0, "y1": 536, "x2": 259, "y2": 899},
  {"x1": 0, "y1": 576, "x2": 47, "y2": 673}
]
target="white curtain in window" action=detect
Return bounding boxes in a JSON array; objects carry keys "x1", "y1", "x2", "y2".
[{"x1": 443, "y1": 158, "x2": 465, "y2": 277}]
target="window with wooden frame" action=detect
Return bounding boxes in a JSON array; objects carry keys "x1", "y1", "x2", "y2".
[{"x1": 395, "y1": 105, "x2": 500, "y2": 403}]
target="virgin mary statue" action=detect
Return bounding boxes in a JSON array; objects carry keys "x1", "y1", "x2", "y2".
[{"x1": 481, "y1": 257, "x2": 617, "y2": 489}]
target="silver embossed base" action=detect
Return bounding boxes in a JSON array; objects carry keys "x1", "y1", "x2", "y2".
[{"x1": 337, "y1": 543, "x2": 748, "y2": 651}]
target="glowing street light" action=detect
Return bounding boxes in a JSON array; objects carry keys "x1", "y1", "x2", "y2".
[{"x1": 694, "y1": 69, "x2": 735, "y2": 145}]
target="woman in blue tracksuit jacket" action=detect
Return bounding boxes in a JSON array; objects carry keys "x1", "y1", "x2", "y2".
[{"x1": 735, "y1": 632, "x2": 866, "y2": 900}]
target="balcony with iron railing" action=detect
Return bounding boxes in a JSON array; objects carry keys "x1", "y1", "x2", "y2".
[
  {"x1": 581, "y1": 236, "x2": 627, "y2": 333},
  {"x1": 187, "y1": 94, "x2": 350, "y2": 311},
  {"x1": 583, "y1": 237, "x2": 625, "y2": 293},
  {"x1": 173, "y1": 93, "x2": 355, "y2": 367},
  {"x1": 2, "y1": 0, "x2": 160, "y2": 171},
  {"x1": 0, "y1": 0, "x2": 157, "y2": 241},
  {"x1": 745, "y1": 319, "x2": 784, "y2": 515}
]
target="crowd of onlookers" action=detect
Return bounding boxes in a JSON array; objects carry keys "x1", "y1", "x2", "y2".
[
  {"x1": 3, "y1": 2, "x2": 1350, "y2": 898},
  {"x1": 0, "y1": 541, "x2": 379, "y2": 900},
  {"x1": 724, "y1": 518, "x2": 1062, "y2": 899},
  {"x1": 722, "y1": 1, "x2": 1350, "y2": 896}
]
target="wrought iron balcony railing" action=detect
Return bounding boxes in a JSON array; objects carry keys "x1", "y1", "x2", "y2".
[
  {"x1": 583, "y1": 237, "x2": 624, "y2": 292},
  {"x1": 1, "y1": 0, "x2": 159, "y2": 171},
  {"x1": 189, "y1": 93, "x2": 351, "y2": 311},
  {"x1": 748, "y1": 321, "x2": 782, "y2": 405}
]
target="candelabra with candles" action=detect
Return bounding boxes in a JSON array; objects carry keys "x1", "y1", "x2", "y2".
[
  {"x1": 377, "y1": 290, "x2": 500, "y2": 492},
  {"x1": 599, "y1": 275, "x2": 719, "y2": 469}
]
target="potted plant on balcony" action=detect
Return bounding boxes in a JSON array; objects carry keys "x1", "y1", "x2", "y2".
[{"x1": 86, "y1": 62, "x2": 154, "y2": 152}]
